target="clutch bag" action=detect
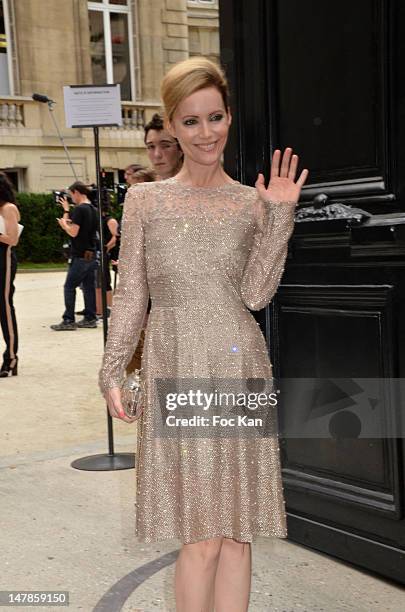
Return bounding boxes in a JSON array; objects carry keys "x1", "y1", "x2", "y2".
[{"x1": 120, "y1": 368, "x2": 144, "y2": 419}]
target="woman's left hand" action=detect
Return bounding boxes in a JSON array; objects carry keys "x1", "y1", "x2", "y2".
[{"x1": 255, "y1": 147, "x2": 309, "y2": 204}]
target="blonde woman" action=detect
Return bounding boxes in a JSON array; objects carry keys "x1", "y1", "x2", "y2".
[
  {"x1": 0, "y1": 172, "x2": 20, "y2": 377},
  {"x1": 99, "y1": 57, "x2": 308, "y2": 611}
]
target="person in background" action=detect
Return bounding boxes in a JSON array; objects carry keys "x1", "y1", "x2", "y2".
[
  {"x1": 124, "y1": 164, "x2": 145, "y2": 186},
  {"x1": 127, "y1": 126, "x2": 181, "y2": 373},
  {"x1": 124, "y1": 167, "x2": 157, "y2": 374},
  {"x1": 144, "y1": 113, "x2": 183, "y2": 180},
  {"x1": 128, "y1": 120, "x2": 182, "y2": 372},
  {"x1": 131, "y1": 168, "x2": 157, "y2": 184},
  {"x1": 95, "y1": 194, "x2": 120, "y2": 317},
  {"x1": 0, "y1": 173, "x2": 21, "y2": 377},
  {"x1": 50, "y1": 182, "x2": 98, "y2": 331}
]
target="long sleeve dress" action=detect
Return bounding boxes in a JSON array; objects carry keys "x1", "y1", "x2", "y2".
[{"x1": 99, "y1": 177, "x2": 296, "y2": 544}]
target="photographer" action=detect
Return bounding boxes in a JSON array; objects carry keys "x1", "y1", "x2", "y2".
[{"x1": 50, "y1": 181, "x2": 98, "y2": 331}]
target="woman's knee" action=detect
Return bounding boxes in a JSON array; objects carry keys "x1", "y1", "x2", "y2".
[
  {"x1": 181, "y1": 537, "x2": 223, "y2": 567},
  {"x1": 221, "y1": 537, "x2": 251, "y2": 557}
]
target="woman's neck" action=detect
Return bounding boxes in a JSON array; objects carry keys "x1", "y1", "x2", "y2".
[{"x1": 173, "y1": 159, "x2": 233, "y2": 187}]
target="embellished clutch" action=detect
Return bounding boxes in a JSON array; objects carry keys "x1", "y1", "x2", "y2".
[{"x1": 120, "y1": 368, "x2": 144, "y2": 419}]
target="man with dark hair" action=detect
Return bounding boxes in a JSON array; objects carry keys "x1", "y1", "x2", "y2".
[
  {"x1": 125, "y1": 116, "x2": 183, "y2": 374},
  {"x1": 50, "y1": 182, "x2": 98, "y2": 331},
  {"x1": 144, "y1": 113, "x2": 183, "y2": 180}
]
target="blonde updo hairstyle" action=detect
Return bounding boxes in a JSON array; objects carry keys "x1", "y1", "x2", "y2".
[{"x1": 161, "y1": 56, "x2": 230, "y2": 125}]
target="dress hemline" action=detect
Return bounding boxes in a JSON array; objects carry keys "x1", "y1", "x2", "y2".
[{"x1": 134, "y1": 528, "x2": 288, "y2": 546}]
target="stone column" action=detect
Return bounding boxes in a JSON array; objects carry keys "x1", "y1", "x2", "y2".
[
  {"x1": 137, "y1": 0, "x2": 189, "y2": 104},
  {"x1": 161, "y1": 0, "x2": 189, "y2": 75}
]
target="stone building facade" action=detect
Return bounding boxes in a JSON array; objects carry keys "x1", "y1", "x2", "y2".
[{"x1": 0, "y1": 0, "x2": 219, "y2": 192}]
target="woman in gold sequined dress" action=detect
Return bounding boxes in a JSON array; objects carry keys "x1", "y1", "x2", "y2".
[{"x1": 99, "y1": 57, "x2": 308, "y2": 612}]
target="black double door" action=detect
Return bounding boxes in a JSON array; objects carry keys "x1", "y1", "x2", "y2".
[{"x1": 220, "y1": 0, "x2": 405, "y2": 583}]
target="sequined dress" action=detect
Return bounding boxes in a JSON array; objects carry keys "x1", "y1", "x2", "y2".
[{"x1": 99, "y1": 177, "x2": 296, "y2": 544}]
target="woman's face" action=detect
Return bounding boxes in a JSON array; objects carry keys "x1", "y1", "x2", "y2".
[
  {"x1": 124, "y1": 169, "x2": 136, "y2": 185},
  {"x1": 168, "y1": 86, "x2": 231, "y2": 167}
]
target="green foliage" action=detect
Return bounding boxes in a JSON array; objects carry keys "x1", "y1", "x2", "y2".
[{"x1": 15, "y1": 193, "x2": 66, "y2": 263}]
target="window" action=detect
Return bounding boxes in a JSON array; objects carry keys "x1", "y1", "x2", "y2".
[
  {"x1": 2, "y1": 168, "x2": 24, "y2": 191},
  {"x1": 0, "y1": 0, "x2": 12, "y2": 95},
  {"x1": 88, "y1": 0, "x2": 134, "y2": 101}
]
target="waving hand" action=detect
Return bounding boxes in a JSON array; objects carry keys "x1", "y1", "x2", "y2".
[{"x1": 255, "y1": 147, "x2": 309, "y2": 204}]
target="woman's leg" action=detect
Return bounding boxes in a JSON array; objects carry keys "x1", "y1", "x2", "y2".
[
  {"x1": 81, "y1": 260, "x2": 97, "y2": 320},
  {"x1": 96, "y1": 289, "x2": 113, "y2": 315},
  {"x1": 96, "y1": 259, "x2": 112, "y2": 315},
  {"x1": 63, "y1": 259, "x2": 80, "y2": 322},
  {"x1": 0, "y1": 246, "x2": 18, "y2": 370},
  {"x1": 214, "y1": 538, "x2": 252, "y2": 612},
  {"x1": 175, "y1": 537, "x2": 223, "y2": 612}
]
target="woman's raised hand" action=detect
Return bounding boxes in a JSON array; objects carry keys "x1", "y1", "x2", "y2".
[{"x1": 255, "y1": 147, "x2": 309, "y2": 204}]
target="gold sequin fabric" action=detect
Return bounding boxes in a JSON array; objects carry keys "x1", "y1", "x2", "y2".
[{"x1": 99, "y1": 177, "x2": 296, "y2": 544}]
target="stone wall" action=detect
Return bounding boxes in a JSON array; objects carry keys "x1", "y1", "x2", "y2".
[{"x1": 0, "y1": 0, "x2": 219, "y2": 191}]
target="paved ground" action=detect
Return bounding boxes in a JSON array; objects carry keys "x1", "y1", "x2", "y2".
[{"x1": 1, "y1": 271, "x2": 405, "y2": 612}]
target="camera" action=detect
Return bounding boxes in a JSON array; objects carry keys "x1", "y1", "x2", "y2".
[
  {"x1": 53, "y1": 190, "x2": 72, "y2": 206},
  {"x1": 62, "y1": 241, "x2": 71, "y2": 262}
]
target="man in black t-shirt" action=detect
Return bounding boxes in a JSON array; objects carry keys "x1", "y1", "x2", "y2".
[{"x1": 50, "y1": 182, "x2": 99, "y2": 331}]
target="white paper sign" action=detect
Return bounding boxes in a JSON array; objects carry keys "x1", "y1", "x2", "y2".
[{"x1": 63, "y1": 84, "x2": 123, "y2": 128}]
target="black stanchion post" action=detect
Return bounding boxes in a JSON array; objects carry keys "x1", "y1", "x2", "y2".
[{"x1": 71, "y1": 126, "x2": 135, "y2": 472}]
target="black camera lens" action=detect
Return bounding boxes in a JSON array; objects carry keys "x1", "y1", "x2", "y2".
[{"x1": 53, "y1": 190, "x2": 72, "y2": 206}]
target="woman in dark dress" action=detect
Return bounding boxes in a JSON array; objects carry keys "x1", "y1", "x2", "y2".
[{"x1": 0, "y1": 173, "x2": 21, "y2": 377}]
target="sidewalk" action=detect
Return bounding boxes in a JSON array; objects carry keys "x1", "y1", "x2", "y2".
[{"x1": 1, "y1": 271, "x2": 404, "y2": 612}]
